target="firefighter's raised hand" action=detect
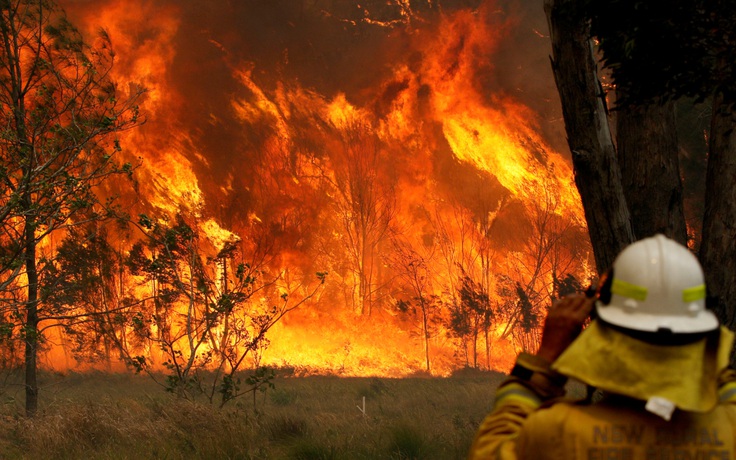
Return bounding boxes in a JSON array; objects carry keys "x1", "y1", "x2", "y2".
[{"x1": 536, "y1": 294, "x2": 596, "y2": 363}]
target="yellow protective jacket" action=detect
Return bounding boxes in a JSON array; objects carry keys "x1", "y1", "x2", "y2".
[{"x1": 469, "y1": 353, "x2": 736, "y2": 460}]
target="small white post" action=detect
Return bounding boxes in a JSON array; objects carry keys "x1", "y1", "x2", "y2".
[{"x1": 357, "y1": 396, "x2": 366, "y2": 417}]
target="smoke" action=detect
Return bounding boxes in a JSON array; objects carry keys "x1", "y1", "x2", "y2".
[
  {"x1": 491, "y1": 0, "x2": 568, "y2": 155},
  {"x1": 62, "y1": 0, "x2": 567, "y2": 211},
  {"x1": 60, "y1": 0, "x2": 579, "y2": 281}
]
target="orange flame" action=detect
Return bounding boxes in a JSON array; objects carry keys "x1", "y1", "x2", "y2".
[{"x1": 45, "y1": 0, "x2": 591, "y2": 377}]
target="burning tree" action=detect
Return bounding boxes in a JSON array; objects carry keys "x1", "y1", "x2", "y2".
[
  {"x1": 390, "y1": 231, "x2": 442, "y2": 373},
  {"x1": 487, "y1": 179, "x2": 587, "y2": 355},
  {"x1": 447, "y1": 273, "x2": 494, "y2": 369},
  {"x1": 331, "y1": 117, "x2": 396, "y2": 316},
  {"x1": 430, "y1": 174, "x2": 510, "y2": 369},
  {"x1": 0, "y1": 0, "x2": 142, "y2": 415},
  {"x1": 125, "y1": 213, "x2": 325, "y2": 407}
]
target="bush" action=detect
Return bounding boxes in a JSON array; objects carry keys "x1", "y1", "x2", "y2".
[{"x1": 270, "y1": 388, "x2": 298, "y2": 406}]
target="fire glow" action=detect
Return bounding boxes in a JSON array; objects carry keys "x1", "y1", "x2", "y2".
[{"x1": 45, "y1": 0, "x2": 592, "y2": 377}]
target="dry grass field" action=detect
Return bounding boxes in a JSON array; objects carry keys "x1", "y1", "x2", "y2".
[{"x1": 0, "y1": 369, "x2": 505, "y2": 459}]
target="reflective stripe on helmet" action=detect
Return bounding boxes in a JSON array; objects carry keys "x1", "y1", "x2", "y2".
[
  {"x1": 611, "y1": 278, "x2": 648, "y2": 301},
  {"x1": 682, "y1": 284, "x2": 706, "y2": 302}
]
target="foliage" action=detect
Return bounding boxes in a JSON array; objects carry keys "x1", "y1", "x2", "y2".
[
  {"x1": 514, "y1": 283, "x2": 537, "y2": 334},
  {"x1": 391, "y1": 235, "x2": 444, "y2": 373},
  {"x1": 447, "y1": 274, "x2": 494, "y2": 369},
  {"x1": 494, "y1": 276, "x2": 537, "y2": 352},
  {"x1": 0, "y1": 0, "x2": 143, "y2": 415},
  {"x1": 41, "y1": 225, "x2": 133, "y2": 366},
  {"x1": 238, "y1": 365, "x2": 276, "y2": 412},
  {"x1": 123, "y1": 213, "x2": 326, "y2": 407},
  {"x1": 552, "y1": 272, "x2": 581, "y2": 301}
]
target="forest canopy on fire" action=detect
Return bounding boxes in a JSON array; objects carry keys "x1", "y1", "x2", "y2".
[{"x1": 0, "y1": 0, "x2": 597, "y2": 414}]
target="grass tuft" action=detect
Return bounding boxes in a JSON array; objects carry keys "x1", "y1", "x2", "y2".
[
  {"x1": 387, "y1": 423, "x2": 431, "y2": 459},
  {"x1": 289, "y1": 438, "x2": 338, "y2": 460},
  {"x1": 270, "y1": 387, "x2": 298, "y2": 406},
  {"x1": 268, "y1": 414, "x2": 309, "y2": 440}
]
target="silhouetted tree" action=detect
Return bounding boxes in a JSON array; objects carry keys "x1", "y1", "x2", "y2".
[
  {"x1": 43, "y1": 225, "x2": 127, "y2": 367},
  {"x1": 391, "y1": 235, "x2": 441, "y2": 373},
  {"x1": 447, "y1": 274, "x2": 493, "y2": 368},
  {"x1": 126, "y1": 213, "x2": 325, "y2": 407},
  {"x1": 331, "y1": 118, "x2": 395, "y2": 315}
]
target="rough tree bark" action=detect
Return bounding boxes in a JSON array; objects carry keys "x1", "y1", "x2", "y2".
[
  {"x1": 544, "y1": 0, "x2": 634, "y2": 272},
  {"x1": 617, "y1": 101, "x2": 688, "y2": 244},
  {"x1": 545, "y1": 0, "x2": 736, "y2": 347},
  {"x1": 544, "y1": 0, "x2": 736, "y2": 371},
  {"x1": 700, "y1": 93, "x2": 736, "y2": 334}
]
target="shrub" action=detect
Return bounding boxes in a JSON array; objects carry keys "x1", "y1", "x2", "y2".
[{"x1": 270, "y1": 388, "x2": 298, "y2": 406}]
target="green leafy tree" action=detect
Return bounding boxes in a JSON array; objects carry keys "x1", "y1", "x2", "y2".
[
  {"x1": 125, "y1": 215, "x2": 222, "y2": 399},
  {"x1": 0, "y1": 0, "x2": 143, "y2": 415}
]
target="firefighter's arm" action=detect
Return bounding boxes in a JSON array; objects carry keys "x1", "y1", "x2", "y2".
[
  {"x1": 468, "y1": 294, "x2": 595, "y2": 460},
  {"x1": 468, "y1": 353, "x2": 567, "y2": 459}
]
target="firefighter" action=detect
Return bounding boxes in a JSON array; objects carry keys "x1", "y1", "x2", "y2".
[{"x1": 469, "y1": 234, "x2": 736, "y2": 459}]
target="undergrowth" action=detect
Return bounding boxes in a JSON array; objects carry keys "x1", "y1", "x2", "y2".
[{"x1": 0, "y1": 370, "x2": 503, "y2": 459}]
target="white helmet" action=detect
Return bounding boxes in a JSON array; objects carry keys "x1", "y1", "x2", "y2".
[{"x1": 596, "y1": 234, "x2": 719, "y2": 334}]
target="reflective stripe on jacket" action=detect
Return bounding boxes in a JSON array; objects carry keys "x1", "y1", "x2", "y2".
[{"x1": 469, "y1": 369, "x2": 736, "y2": 460}]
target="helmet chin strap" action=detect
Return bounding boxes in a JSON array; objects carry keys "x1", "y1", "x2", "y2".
[{"x1": 582, "y1": 385, "x2": 675, "y2": 421}]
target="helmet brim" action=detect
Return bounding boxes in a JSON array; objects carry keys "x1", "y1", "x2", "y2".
[{"x1": 596, "y1": 301, "x2": 720, "y2": 334}]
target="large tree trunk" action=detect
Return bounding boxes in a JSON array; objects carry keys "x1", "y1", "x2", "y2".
[
  {"x1": 700, "y1": 93, "x2": 736, "y2": 334},
  {"x1": 544, "y1": 0, "x2": 634, "y2": 273},
  {"x1": 617, "y1": 101, "x2": 688, "y2": 244}
]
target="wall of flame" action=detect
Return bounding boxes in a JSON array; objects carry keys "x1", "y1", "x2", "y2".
[{"x1": 42, "y1": 0, "x2": 594, "y2": 376}]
